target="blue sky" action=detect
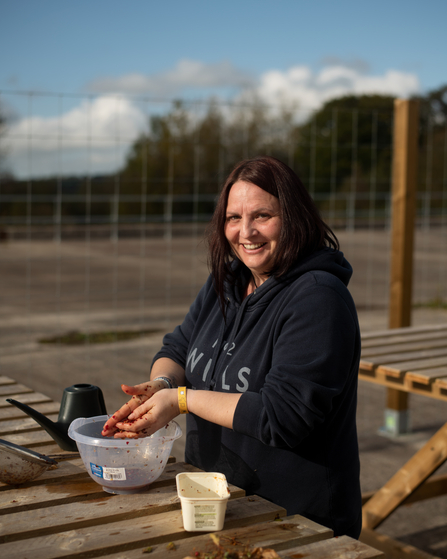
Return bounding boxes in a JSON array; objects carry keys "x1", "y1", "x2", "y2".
[{"x1": 1, "y1": 0, "x2": 446, "y2": 177}]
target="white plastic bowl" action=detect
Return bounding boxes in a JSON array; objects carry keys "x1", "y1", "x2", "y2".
[{"x1": 68, "y1": 415, "x2": 182, "y2": 494}]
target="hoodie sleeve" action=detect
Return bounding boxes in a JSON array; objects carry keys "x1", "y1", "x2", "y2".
[
  {"x1": 232, "y1": 272, "x2": 361, "y2": 448},
  {"x1": 151, "y1": 274, "x2": 216, "y2": 370}
]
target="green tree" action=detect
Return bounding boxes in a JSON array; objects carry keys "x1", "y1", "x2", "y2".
[
  {"x1": 413, "y1": 84, "x2": 447, "y2": 217},
  {"x1": 0, "y1": 97, "x2": 11, "y2": 178},
  {"x1": 293, "y1": 95, "x2": 395, "y2": 222}
]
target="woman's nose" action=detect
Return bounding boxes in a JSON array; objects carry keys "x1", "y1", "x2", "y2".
[{"x1": 240, "y1": 217, "x2": 257, "y2": 238}]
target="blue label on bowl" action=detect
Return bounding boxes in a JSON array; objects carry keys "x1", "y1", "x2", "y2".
[{"x1": 90, "y1": 463, "x2": 103, "y2": 478}]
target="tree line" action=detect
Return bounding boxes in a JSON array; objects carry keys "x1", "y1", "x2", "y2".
[{"x1": 0, "y1": 85, "x2": 446, "y2": 227}]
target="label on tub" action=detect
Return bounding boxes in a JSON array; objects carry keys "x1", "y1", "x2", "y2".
[
  {"x1": 90, "y1": 463, "x2": 127, "y2": 481},
  {"x1": 194, "y1": 504, "x2": 218, "y2": 528}
]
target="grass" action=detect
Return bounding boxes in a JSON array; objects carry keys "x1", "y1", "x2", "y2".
[
  {"x1": 38, "y1": 329, "x2": 162, "y2": 345},
  {"x1": 413, "y1": 297, "x2": 447, "y2": 310}
]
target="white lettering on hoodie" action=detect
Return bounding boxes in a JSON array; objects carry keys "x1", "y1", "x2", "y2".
[{"x1": 187, "y1": 347, "x2": 204, "y2": 371}]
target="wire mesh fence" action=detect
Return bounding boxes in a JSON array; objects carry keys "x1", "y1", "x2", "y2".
[
  {"x1": 1, "y1": 91, "x2": 447, "y2": 558},
  {"x1": 0, "y1": 90, "x2": 447, "y2": 388}
]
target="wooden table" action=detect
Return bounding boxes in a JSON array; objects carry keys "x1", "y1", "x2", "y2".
[
  {"x1": 359, "y1": 322, "x2": 447, "y2": 401},
  {"x1": 0, "y1": 375, "x2": 382, "y2": 559}
]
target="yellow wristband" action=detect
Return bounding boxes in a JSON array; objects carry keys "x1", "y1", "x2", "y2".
[{"x1": 178, "y1": 387, "x2": 189, "y2": 414}]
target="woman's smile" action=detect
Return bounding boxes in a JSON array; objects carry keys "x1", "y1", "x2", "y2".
[{"x1": 242, "y1": 242, "x2": 267, "y2": 250}]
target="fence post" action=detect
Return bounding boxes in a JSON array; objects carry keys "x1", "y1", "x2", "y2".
[{"x1": 384, "y1": 98, "x2": 419, "y2": 436}]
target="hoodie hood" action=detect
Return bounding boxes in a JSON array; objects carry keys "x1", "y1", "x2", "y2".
[
  {"x1": 287, "y1": 248, "x2": 353, "y2": 287},
  {"x1": 227, "y1": 248, "x2": 353, "y2": 307}
]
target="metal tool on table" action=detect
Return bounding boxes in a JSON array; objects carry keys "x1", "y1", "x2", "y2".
[{"x1": 0, "y1": 439, "x2": 58, "y2": 484}]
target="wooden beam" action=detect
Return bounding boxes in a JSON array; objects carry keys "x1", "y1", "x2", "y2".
[
  {"x1": 362, "y1": 472, "x2": 447, "y2": 506},
  {"x1": 386, "y1": 387, "x2": 408, "y2": 410},
  {"x1": 362, "y1": 422, "x2": 447, "y2": 529},
  {"x1": 385, "y1": 98, "x2": 420, "y2": 427},
  {"x1": 388, "y1": 98, "x2": 419, "y2": 329}
]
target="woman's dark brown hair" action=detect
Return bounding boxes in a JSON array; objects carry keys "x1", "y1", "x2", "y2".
[{"x1": 206, "y1": 155, "x2": 339, "y2": 314}]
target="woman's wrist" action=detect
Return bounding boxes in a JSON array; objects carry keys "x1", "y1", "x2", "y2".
[{"x1": 152, "y1": 376, "x2": 177, "y2": 389}]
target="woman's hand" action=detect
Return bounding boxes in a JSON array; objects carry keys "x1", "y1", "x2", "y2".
[
  {"x1": 101, "y1": 380, "x2": 170, "y2": 437},
  {"x1": 113, "y1": 388, "x2": 179, "y2": 438}
]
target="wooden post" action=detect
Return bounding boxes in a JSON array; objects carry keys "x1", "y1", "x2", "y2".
[
  {"x1": 385, "y1": 99, "x2": 419, "y2": 436},
  {"x1": 389, "y1": 98, "x2": 419, "y2": 328}
]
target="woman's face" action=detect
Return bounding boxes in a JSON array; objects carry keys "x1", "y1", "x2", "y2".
[{"x1": 225, "y1": 180, "x2": 281, "y2": 282}]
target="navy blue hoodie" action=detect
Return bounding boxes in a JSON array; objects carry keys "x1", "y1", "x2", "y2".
[{"x1": 153, "y1": 248, "x2": 362, "y2": 537}]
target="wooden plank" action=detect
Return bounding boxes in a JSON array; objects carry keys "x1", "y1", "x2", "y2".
[
  {"x1": 360, "y1": 359, "x2": 407, "y2": 378},
  {"x1": 362, "y1": 422, "x2": 447, "y2": 529},
  {"x1": 0, "y1": 460, "x2": 88, "y2": 492},
  {"x1": 405, "y1": 367, "x2": 447, "y2": 386},
  {"x1": 0, "y1": 384, "x2": 34, "y2": 397},
  {"x1": 359, "y1": 373, "x2": 447, "y2": 402},
  {"x1": 361, "y1": 337, "x2": 447, "y2": 357},
  {"x1": 379, "y1": 356, "x2": 447, "y2": 377},
  {"x1": 2, "y1": 429, "x2": 58, "y2": 448},
  {"x1": 361, "y1": 347, "x2": 447, "y2": 372},
  {"x1": 0, "y1": 477, "x2": 106, "y2": 516},
  {"x1": 0, "y1": 496, "x2": 285, "y2": 559},
  {"x1": 0, "y1": 376, "x2": 16, "y2": 386},
  {"x1": 0, "y1": 462, "x2": 202, "y2": 514},
  {"x1": 360, "y1": 528, "x2": 442, "y2": 559},
  {"x1": 102, "y1": 515, "x2": 333, "y2": 559},
  {"x1": 0, "y1": 413, "x2": 59, "y2": 435},
  {"x1": 0, "y1": 392, "x2": 52, "y2": 409},
  {"x1": 278, "y1": 535, "x2": 384, "y2": 558},
  {"x1": 0, "y1": 481, "x2": 245, "y2": 543},
  {"x1": 359, "y1": 369, "x2": 407, "y2": 392},
  {"x1": 360, "y1": 359, "x2": 405, "y2": 376},
  {"x1": 0, "y1": 400, "x2": 60, "y2": 421},
  {"x1": 361, "y1": 329, "x2": 447, "y2": 349},
  {"x1": 433, "y1": 377, "x2": 447, "y2": 398},
  {"x1": 361, "y1": 323, "x2": 447, "y2": 340}
]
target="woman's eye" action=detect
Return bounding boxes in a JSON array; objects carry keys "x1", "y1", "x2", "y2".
[
  {"x1": 226, "y1": 215, "x2": 239, "y2": 222},
  {"x1": 256, "y1": 213, "x2": 270, "y2": 220}
]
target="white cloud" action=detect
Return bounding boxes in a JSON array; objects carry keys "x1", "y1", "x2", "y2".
[
  {"x1": 5, "y1": 96, "x2": 147, "y2": 177},
  {"x1": 3, "y1": 61, "x2": 421, "y2": 178},
  {"x1": 88, "y1": 59, "x2": 254, "y2": 96},
  {"x1": 257, "y1": 65, "x2": 420, "y2": 115},
  {"x1": 254, "y1": 65, "x2": 420, "y2": 114}
]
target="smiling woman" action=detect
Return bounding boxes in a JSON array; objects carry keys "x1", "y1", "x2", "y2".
[
  {"x1": 103, "y1": 155, "x2": 362, "y2": 539},
  {"x1": 207, "y1": 155, "x2": 339, "y2": 315}
]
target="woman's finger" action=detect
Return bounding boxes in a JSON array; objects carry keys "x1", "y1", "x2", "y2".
[
  {"x1": 121, "y1": 381, "x2": 163, "y2": 398},
  {"x1": 101, "y1": 394, "x2": 148, "y2": 435},
  {"x1": 112, "y1": 430, "x2": 140, "y2": 439},
  {"x1": 115, "y1": 411, "x2": 154, "y2": 432}
]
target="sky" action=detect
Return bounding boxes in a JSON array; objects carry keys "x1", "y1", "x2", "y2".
[{"x1": 1, "y1": 0, "x2": 446, "y2": 178}]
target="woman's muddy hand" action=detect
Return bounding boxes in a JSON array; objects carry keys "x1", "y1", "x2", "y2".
[
  {"x1": 113, "y1": 388, "x2": 179, "y2": 438},
  {"x1": 101, "y1": 381, "x2": 166, "y2": 437}
]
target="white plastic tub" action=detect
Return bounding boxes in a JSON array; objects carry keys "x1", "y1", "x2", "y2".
[{"x1": 176, "y1": 472, "x2": 230, "y2": 531}]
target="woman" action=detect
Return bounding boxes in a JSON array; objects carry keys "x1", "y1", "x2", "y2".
[{"x1": 102, "y1": 155, "x2": 362, "y2": 538}]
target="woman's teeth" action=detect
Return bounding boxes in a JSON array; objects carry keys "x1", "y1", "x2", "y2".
[{"x1": 243, "y1": 243, "x2": 266, "y2": 250}]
